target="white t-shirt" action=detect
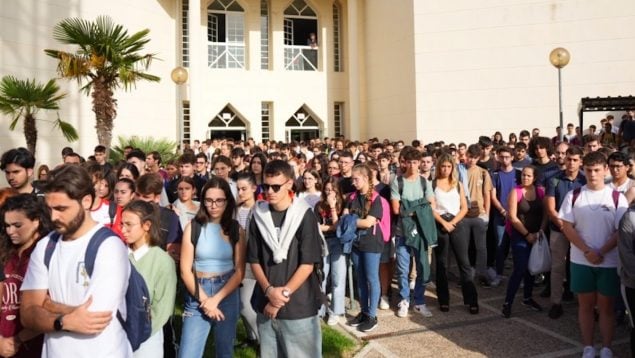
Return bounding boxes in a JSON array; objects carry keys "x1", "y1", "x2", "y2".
[
  {"x1": 90, "y1": 199, "x2": 112, "y2": 226},
  {"x1": 558, "y1": 185, "x2": 628, "y2": 268},
  {"x1": 21, "y1": 224, "x2": 132, "y2": 357}
]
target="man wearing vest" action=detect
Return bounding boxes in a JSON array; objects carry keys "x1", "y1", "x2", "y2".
[
  {"x1": 20, "y1": 165, "x2": 132, "y2": 357},
  {"x1": 559, "y1": 152, "x2": 628, "y2": 358},
  {"x1": 545, "y1": 146, "x2": 586, "y2": 319},
  {"x1": 390, "y1": 149, "x2": 437, "y2": 318}
]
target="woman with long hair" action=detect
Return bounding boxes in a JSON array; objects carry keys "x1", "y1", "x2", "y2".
[
  {"x1": 0, "y1": 194, "x2": 52, "y2": 357},
  {"x1": 492, "y1": 131, "x2": 506, "y2": 146},
  {"x1": 234, "y1": 172, "x2": 259, "y2": 346},
  {"x1": 179, "y1": 178, "x2": 246, "y2": 358},
  {"x1": 345, "y1": 164, "x2": 384, "y2": 332},
  {"x1": 120, "y1": 200, "x2": 177, "y2": 357},
  {"x1": 508, "y1": 133, "x2": 518, "y2": 148},
  {"x1": 502, "y1": 165, "x2": 546, "y2": 318},
  {"x1": 117, "y1": 163, "x2": 140, "y2": 181},
  {"x1": 36, "y1": 164, "x2": 50, "y2": 182},
  {"x1": 296, "y1": 169, "x2": 322, "y2": 208},
  {"x1": 316, "y1": 177, "x2": 346, "y2": 325},
  {"x1": 109, "y1": 178, "x2": 137, "y2": 239},
  {"x1": 172, "y1": 176, "x2": 201, "y2": 230},
  {"x1": 248, "y1": 153, "x2": 268, "y2": 188},
  {"x1": 431, "y1": 153, "x2": 475, "y2": 313},
  {"x1": 309, "y1": 154, "x2": 328, "y2": 182}
]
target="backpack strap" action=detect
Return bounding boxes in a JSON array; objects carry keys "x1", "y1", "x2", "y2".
[
  {"x1": 515, "y1": 186, "x2": 523, "y2": 204},
  {"x1": 43, "y1": 232, "x2": 62, "y2": 269},
  {"x1": 397, "y1": 175, "x2": 404, "y2": 196},
  {"x1": 108, "y1": 201, "x2": 117, "y2": 226},
  {"x1": 190, "y1": 220, "x2": 202, "y2": 301},
  {"x1": 420, "y1": 176, "x2": 427, "y2": 198},
  {"x1": 84, "y1": 227, "x2": 118, "y2": 276},
  {"x1": 571, "y1": 187, "x2": 582, "y2": 207}
]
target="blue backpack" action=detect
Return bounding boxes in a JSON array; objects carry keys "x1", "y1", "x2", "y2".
[{"x1": 44, "y1": 227, "x2": 152, "y2": 351}]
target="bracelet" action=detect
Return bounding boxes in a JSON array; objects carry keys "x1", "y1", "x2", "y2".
[{"x1": 264, "y1": 285, "x2": 274, "y2": 297}]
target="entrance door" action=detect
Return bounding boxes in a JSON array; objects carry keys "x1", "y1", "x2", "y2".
[
  {"x1": 287, "y1": 129, "x2": 319, "y2": 142},
  {"x1": 209, "y1": 130, "x2": 245, "y2": 141}
]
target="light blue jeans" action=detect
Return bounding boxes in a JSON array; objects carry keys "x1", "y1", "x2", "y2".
[
  {"x1": 178, "y1": 271, "x2": 240, "y2": 358},
  {"x1": 320, "y1": 238, "x2": 347, "y2": 316},
  {"x1": 257, "y1": 314, "x2": 322, "y2": 358},
  {"x1": 351, "y1": 247, "x2": 381, "y2": 317},
  {"x1": 395, "y1": 236, "x2": 426, "y2": 305}
]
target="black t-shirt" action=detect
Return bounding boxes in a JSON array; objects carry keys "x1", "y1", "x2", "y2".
[
  {"x1": 347, "y1": 193, "x2": 384, "y2": 253},
  {"x1": 477, "y1": 156, "x2": 497, "y2": 172},
  {"x1": 338, "y1": 176, "x2": 355, "y2": 195},
  {"x1": 0, "y1": 269, "x2": 4, "y2": 281},
  {"x1": 247, "y1": 206, "x2": 322, "y2": 319}
]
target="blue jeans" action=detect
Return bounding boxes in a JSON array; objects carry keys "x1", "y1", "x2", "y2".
[
  {"x1": 178, "y1": 272, "x2": 240, "y2": 358},
  {"x1": 494, "y1": 222, "x2": 511, "y2": 275},
  {"x1": 257, "y1": 314, "x2": 322, "y2": 358},
  {"x1": 504, "y1": 231, "x2": 534, "y2": 305},
  {"x1": 351, "y1": 247, "x2": 381, "y2": 317},
  {"x1": 395, "y1": 236, "x2": 426, "y2": 305},
  {"x1": 321, "y1": 238, "x2": 347, "y2": 316}
]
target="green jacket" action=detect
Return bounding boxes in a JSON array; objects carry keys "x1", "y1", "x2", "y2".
[{"x1": 400, "y1": 197, "x2": 438, "y2": 282}]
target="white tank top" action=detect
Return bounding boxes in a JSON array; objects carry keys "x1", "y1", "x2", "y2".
[{"x1": 434, "y1": 185, "x2": 461, "y2": 216}]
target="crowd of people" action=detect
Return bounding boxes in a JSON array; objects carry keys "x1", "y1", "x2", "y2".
[{"x1": 1, "y1": 109, "x2": 635, "y2": 357}]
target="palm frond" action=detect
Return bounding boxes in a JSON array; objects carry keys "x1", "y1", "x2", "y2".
[
  {"x1": 53, "y1": 114, "x2": 79, "y2": 142},
  {"x1": 110, "y1": 135, "x2": 177, "y2": 164}
]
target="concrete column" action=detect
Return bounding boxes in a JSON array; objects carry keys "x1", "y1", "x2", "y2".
[
  {"x1": 188, "y1": 0, "x2": 204, "y2": 142},
  {"x1": 347, "y1": 0, "x2": 361, "y2": 140}
]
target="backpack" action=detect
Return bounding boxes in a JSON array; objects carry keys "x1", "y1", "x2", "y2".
[
  {"x1": 44, "y1": 227, "x2": 152, "y2": 351},
  {"x1": 571, "y1": 187, "x2": 620, "y2": 208},
  {"x1": 349, "y1": 190, "x2": 391, "y2": 243},
  {"x1": 190, "y1": 219, "x2": 240, "y2": 300}
]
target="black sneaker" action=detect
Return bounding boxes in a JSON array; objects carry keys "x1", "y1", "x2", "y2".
[
  {"x1": 348, "y1": 312, "x2": 367, "y2": 327},
  {"x1": 522, "y1": 298, "x2": 543, "y2": 312},
  {"x1": 502, "y1": 303, "x2": 511, "y2": 318},
  {"x1": 358, "y1": 316, "x2": 378, "y2": 332},
  {"x1": 548, "y1": 304, "x2": 563, "y2": 319}
]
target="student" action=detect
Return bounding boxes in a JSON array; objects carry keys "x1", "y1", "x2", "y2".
[
  {"x1": 212, "y1": 156, "x2": 238, "y2": 200},
  {"x1": 296, "y1": 169, "x2": 322, "y2": 208},
  {"x1": 21, "y1": 164, "x2": 132, "y2": 357},
  {"x1": 501, "y1": 166, "x2": 547, "y2": 318},
  {"x1": 346, "y1": 164, "x2": 386, "y2": 331},
  {"x1": 234, "y1": 172, "x2": 259, "y2": 346},
  {"x1": 172, "y1": 177, "x2": 200, "y2": 231},
  {"x1": 109, "y1": 178, "x2": 136, "y2": 239},
  {"x1": 316, "y1": 177, "x2": 346, "y2": 325},
  {"x1": 0, "y1": 194, "x2": 52, "y2": 357},
  {"x1": 120, "y1": 200, "x2": 177, "y2": 357},
  {"x1": 431, "y1": 153, "x2": 473, "y2": 313},
  {"x1": 247, "y1": 160, "x2": 323, "y2": 357},
  {"x1": 0, "y1": 148, "x2": 41, "y2": 195},
  {"x1": 559, "y1": 152, "x2": 628, "y2": 358},
  {"x1": 179, "y1": 178, "x2": 246, "y2": 358}
]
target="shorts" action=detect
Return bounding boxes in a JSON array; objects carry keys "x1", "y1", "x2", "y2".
[
  {"x1": 570, "y1": 262, "x2": 619, "y2": 297},
  {"x1": 380, "y1": 236, "x2": 396, "y2": 263}
]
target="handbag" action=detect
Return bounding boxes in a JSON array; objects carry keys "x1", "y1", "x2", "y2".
[{"x1": 528, "y1": 231, "x2": 551, "y2": 275}]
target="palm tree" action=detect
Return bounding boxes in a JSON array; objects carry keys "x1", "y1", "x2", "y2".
[
  {"x1": 0, "y1": 76, "x2": 78, "y2": 154},
  {"x1": 44, "y1": 15, "x2": 160, "y2": 155}
]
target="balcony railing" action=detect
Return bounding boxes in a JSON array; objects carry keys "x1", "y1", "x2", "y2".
[
  {"x1": 208, "y1": 42, "x2": 245, "y2": 69},
  {"x1": 284, "y1": 45, "x2": 317, "y2": 71}
]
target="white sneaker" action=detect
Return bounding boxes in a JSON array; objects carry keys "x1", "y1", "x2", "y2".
[
  {"x1": 582, "y1": 346, "x2": 595, "y2": 358},
  {"x1": 326, "y1": 314, "x2": 340, "y2": 326},
  {"x1": 397, "y1": 300, "x2": 409, "y2": 317},
  {"x1": 379, "y1": 295, "x2": 390, "y2": 310},
  {"x1": 415, "y1": 304, "x2": 433, "y2": 317},
  {"x1": 599, "y1": 347, "x2": 613, "y2": 358}
]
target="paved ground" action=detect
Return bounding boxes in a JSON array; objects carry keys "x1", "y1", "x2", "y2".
[{"x1": 336, "y1": 279, "x2": 631, "y2": 358}]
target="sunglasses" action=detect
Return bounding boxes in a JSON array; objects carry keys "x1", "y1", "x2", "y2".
[{"x1": 262, "y1": 182, "x2": 288, "y2": 193}]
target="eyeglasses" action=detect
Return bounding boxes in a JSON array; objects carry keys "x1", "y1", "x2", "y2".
[
  {"x1": 204, "y1": 198, "x2": 227, "y2": 207},
  {"x1": 262, "y1": 182, "x2": 288, "y2": 193}
]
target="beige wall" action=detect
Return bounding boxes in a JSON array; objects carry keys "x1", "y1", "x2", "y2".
[
  {"x1": 362, "y1": 0, "x2": 417, "y2": 142},
  {"x1": 412, "y1": 0, "x2": 635, "y2": 145},
  {"x1": 0, "y1": 0, "x2": 178, "y2": 169}
]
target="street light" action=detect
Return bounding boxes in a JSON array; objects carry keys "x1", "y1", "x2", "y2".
[
  {"x1": 171, "y1": 66, "x2": 189, "y2": 145},
  {"x1": 549, "y1": 47, "x2": 570, "y2": 142}
]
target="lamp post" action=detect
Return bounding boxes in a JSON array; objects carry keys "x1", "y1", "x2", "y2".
[
  {"x1": 549, "y1": 47, "x2": 570, "y2": 142},
  {"x1": 171, "y1": 66, "x2": 189, "y2": 146}
]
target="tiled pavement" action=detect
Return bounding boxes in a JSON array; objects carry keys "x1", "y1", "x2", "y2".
[{"x1": 336, "y1": 280, "x2": 631, "y2": 358}]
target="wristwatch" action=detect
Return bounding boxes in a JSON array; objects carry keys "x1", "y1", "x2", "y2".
[{"x1": 53, "y1": 314, "x2": 65, "y2": 331}]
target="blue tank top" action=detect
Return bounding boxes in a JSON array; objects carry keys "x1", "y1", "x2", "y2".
[{"x1": 194, "y1": 223, "x2": 234, "y2": 273}]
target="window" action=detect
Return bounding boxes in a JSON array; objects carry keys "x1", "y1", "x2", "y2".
[
  {"x1": 209, "y1": 105, "x2": 248, "y2": 141},
  {"x1": 332, "y1": 2, "x2": 342, "y2": 72},
  {"x1": 261, "y1": 102, "x2": 271, "y2": 142},
  {"x1": 182, "y1": 101, "x2": 191, "y2": 142},
  {"x1": 207, "y1": 0, "x2": 245, "y2": 69},
  {"x1": 286, "y1": 106, "x2": 321, "y2": 142},
  {"x1": 283, "y1": 0, "x2": 318, "y2": 71},
  {"x1": 181, "y1": 0, "x2": 189, "y2": 67},
  {"x1": 260, "y1": 0, "x2": 270, "y2": 70},
  {"x1": 334, "y1": 102, "x2": 343, "y2": 137}
]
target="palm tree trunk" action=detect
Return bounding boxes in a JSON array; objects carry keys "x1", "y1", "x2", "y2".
[
  {"x1": 24, "y1": 113, "x2": 37, "y2": 155},
  {"x1": 92, "y1": 75, "x2": 117, "y2": 155}
]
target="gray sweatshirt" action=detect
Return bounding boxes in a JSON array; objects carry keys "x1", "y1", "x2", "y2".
[{"x1": 618, "y1": 208, "x2": 635, "y2": 288}]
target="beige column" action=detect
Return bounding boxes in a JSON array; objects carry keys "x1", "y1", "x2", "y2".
[
  {"x1": 188, "y1": 0, "x2": 204, "y2": 142},
  {"x1": 347, "y1": 0, "x2": 361, "y2": 140}
]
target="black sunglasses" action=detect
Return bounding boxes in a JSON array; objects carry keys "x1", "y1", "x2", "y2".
[{"x1": 262, "y1": 182, "x2": 287, "y2": 193}]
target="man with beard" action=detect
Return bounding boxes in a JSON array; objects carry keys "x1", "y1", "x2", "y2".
[
  {"x1": 1, "y1": 148, "x2": 41, "y2": 196},
  {"x1": 20, "y1": 165, "x2": 132, "y2": 357}
]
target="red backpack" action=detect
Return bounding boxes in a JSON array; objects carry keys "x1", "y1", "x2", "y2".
[{"x1": 349, "y1": 190, "x2": 391, "y2": 243}]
